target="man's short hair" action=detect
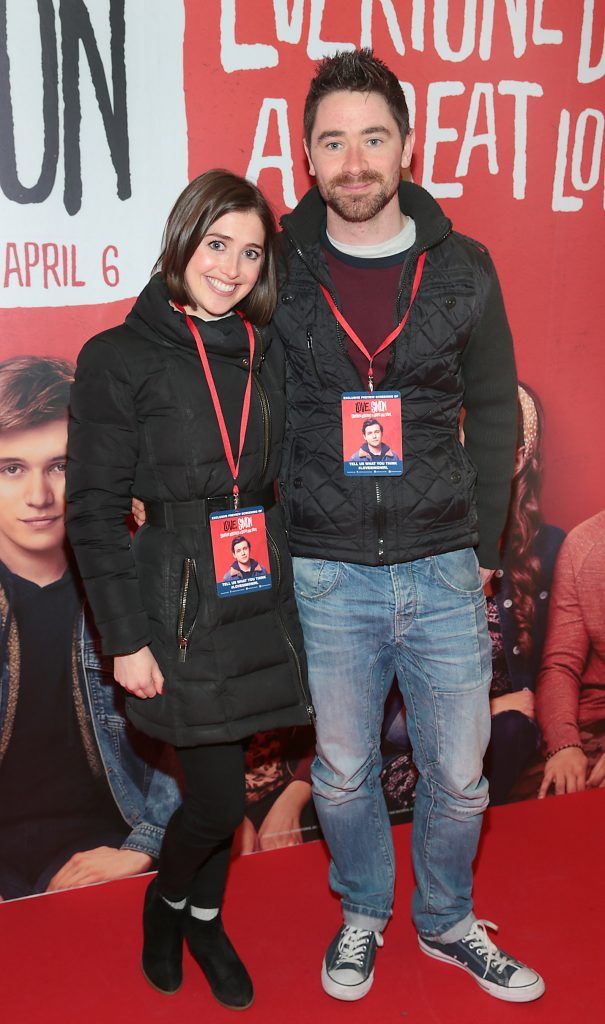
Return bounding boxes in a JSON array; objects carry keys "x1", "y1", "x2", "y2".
[
  {"x1": 0, "y1": 356, "x2": 73, "y2": 432},
  {"x1": 304, "y1": 48, "x2": 409, "y2": 145},
  {"x1": 362, "y1": 418, "x2": 383, "y2": 435},
  {"x1": 231, "y1": 534, "x2": 251, "y2": 554}
]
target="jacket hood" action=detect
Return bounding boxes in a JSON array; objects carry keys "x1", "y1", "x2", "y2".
[
  {"x1": 280, "y1": 180, "x2": 452, "y2": 254},
  {"x1": 125, "y1": 272, "x2": 253, "y2": 361}
]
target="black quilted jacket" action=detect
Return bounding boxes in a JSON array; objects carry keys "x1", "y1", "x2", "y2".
[
  {"x1": 66, "y1": 275, "x2": 311, "y2": 747},
  {"x1": 273, "y1": 182, "x2": 518, "y2": 569}
]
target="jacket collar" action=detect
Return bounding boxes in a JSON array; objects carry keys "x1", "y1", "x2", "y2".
[
  {"x1": 280, "y1": 180, "x2": 452, "y2": 259},
  {"x1": 126, "y1": 273, "x2": 261, "y2": 365}
]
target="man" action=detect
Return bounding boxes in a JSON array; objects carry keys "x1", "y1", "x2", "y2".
[
  {"x1": 0, "y1": 356, "x2": 180, "y2": 900},
  {"x1": 223, "y1": 535, "x2": 267, "y2": 581},
  {"x1": 272, "y1": 50, "x2": 544, "y2": 1002},
  {"x1": 350, "y1": 418, "x2": 399, "y2": 462}
]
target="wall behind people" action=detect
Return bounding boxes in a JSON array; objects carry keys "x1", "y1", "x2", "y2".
[{"x1": 0, "y1": 1, "x2": 603, "y2": 871}]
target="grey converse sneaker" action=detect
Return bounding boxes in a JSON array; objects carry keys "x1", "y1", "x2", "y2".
[
  {"x1": 321, "y1": 924, "x2": 384, "y2": 1001},
  {"x1": 419, "y1": 919, "x2": 545, "y2": 1002}
]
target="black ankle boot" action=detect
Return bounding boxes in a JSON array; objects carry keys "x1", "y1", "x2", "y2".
[
  {"x1": 141, "y1": 878, "x2": 185, "y2": 994},
  {"x1": 185, "y1": 912, "x2": 254, "y2": 1009}
]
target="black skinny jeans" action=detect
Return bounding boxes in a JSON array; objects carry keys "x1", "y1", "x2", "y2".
[{"x1": 157, "y1": 741, "x2": 246, "y2": 907}]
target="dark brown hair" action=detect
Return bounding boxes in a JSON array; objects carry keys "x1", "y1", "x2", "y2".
[
  {"x1": 158, "y1": 169, "x2": 278, "y2": 326},
  {"x1": 500, "y1": 383, "x2": 545, "y2": 656},
  {"x1": 0, "y1": 356, "x2": 73, "y2": 432},
  {"x1": 304, "y1": 48, "x2": 409, "y2": 145}
]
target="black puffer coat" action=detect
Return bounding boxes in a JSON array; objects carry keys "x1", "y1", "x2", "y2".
[
  {"x1": 274, "y1": 182, "x2": 518, "y2": 569},
  {"x1": 67, "y1": 274, "x2": 311, "y2": 747}
]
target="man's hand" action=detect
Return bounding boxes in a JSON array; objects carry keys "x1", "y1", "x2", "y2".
[
  {"x1": 538, "y1": 746, "x2": 587, "y2": 799},
  {"x1": 46, "y1": 848, "x2": 152, "y2": 892},
  {"x1": 479, "y1": 566, "x2": 496, "y2": 587},
  {"x1": 490, "y1": 690, "x2": 535, "y2": 718},
  {"x1": 131, "y1": 497, "x2": 146, "y2": 528},
  {"x1": 114, "y1": 647, "x2": 164, "y2": 699},
  {"x1": 257, "y1": 781, "x2": 312, "y2": 851},
  {"x1": 587, "y1": 751, "x2": 605, "y2": 788}
]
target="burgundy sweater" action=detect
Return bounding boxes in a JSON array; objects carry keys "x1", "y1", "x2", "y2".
[{"x1": 323, "y1": 233, "x2": 407, "y2": 388}]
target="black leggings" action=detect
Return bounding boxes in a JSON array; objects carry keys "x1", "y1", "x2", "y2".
[{"x1": 157, "y1": 741, "x2": 246, "y2": 907}]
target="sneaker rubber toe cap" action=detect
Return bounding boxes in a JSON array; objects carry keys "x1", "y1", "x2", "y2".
[{"x1": 510, "y1": 966, "x2": 544, "y2": 991}]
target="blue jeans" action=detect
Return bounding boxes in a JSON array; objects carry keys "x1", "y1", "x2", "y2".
[{"x1": 293, "y1": 548, "x2": 491, "y2": 941}]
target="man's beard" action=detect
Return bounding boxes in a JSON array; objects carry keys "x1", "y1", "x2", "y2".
[{"x1": 320, "y1": 171, "x2": 399, "y2": 223}]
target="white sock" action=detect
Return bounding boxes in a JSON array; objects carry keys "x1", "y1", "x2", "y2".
[
  {"x1": 162, "y1": 895, "x2": 187, "y2": 910},
  {"x1": 190, "y1": 906, "x2": 219, "y2": 921}
]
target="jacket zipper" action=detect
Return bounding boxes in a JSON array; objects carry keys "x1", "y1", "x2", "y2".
[
  {"x1": 375, "y1": 481, "x2": 385, "y2": 564},
  {"x1": 394, "y1": 230, "x2": 451, "y2": 319},
  {"x1": 267, "y1": 528, "x2": 316, "y2": 721},
  {"x1": 177, "y1": 557, "x2": 199, "y2": 662},
  {"x1": 250, "y1": 325, "x2": 271, "y2": 480},
  {"x1": 252, "y1": 373, "x2": 271, "y2": 480},
  {"x1": 306, "y1": 328, "x2": 326, "y2": 387}
]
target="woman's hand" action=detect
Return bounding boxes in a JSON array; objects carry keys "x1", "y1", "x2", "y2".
[
  {"x1": 114, "y1": 647, "x2": 164, "y2": 699},
  {"x1": 131, "y1": 497, "x2": 146, "y2": 528},
  {"x1": 538, "y1": 746, "x2": 587, "y2": 798}
]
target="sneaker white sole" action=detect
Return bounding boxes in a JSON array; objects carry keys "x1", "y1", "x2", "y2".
[
  {"x1": 321, "y1": 959, "x2": 375, "y2": 1001},
  {"x1": 418, "y1": 938, "x2": 545, "y2": 1003}
]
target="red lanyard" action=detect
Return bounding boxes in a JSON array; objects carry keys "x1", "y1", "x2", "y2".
[
  {"x1": 319, "y1": 251, "x2": 427, "y2": 391},
  {"x1": 177, "y1": 305, "x2": 255, "y2": 510}
]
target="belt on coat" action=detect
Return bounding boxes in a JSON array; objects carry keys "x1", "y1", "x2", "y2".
[{"x1": 144, "y1": 485, "x2": 276, "y2": 529}]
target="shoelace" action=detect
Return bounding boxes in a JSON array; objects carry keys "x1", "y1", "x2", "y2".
[
  {"x1": 335, "y1": 926, "x2": 383, "y2": 968},
  {"x1": 464, "y1": 920, "x2": 516, "y2": 977}
]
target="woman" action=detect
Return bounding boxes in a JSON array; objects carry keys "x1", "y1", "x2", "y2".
[
  {"x1": 66, "y1": 170, "x2": 313, "y2": 1010},
  {"x1": 485, "y1": 382, "x2": 565, "y2": 802}
]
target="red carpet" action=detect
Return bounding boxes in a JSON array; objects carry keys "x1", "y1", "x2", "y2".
[{"x1": 2, "y1": 789, "x2": 603, "y2": 1024}]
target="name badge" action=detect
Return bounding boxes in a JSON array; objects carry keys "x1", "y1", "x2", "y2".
[
  {"x1": 209, "y1": 506, "x2": 272, "y2": 598},
  {"x1": 342, "y1": 391, "x2": 403, "y2": 477}
]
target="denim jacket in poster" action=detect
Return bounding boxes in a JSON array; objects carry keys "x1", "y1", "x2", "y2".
[{"x1": 0, "y1": 577, "x2": 181, "y2": 860}]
